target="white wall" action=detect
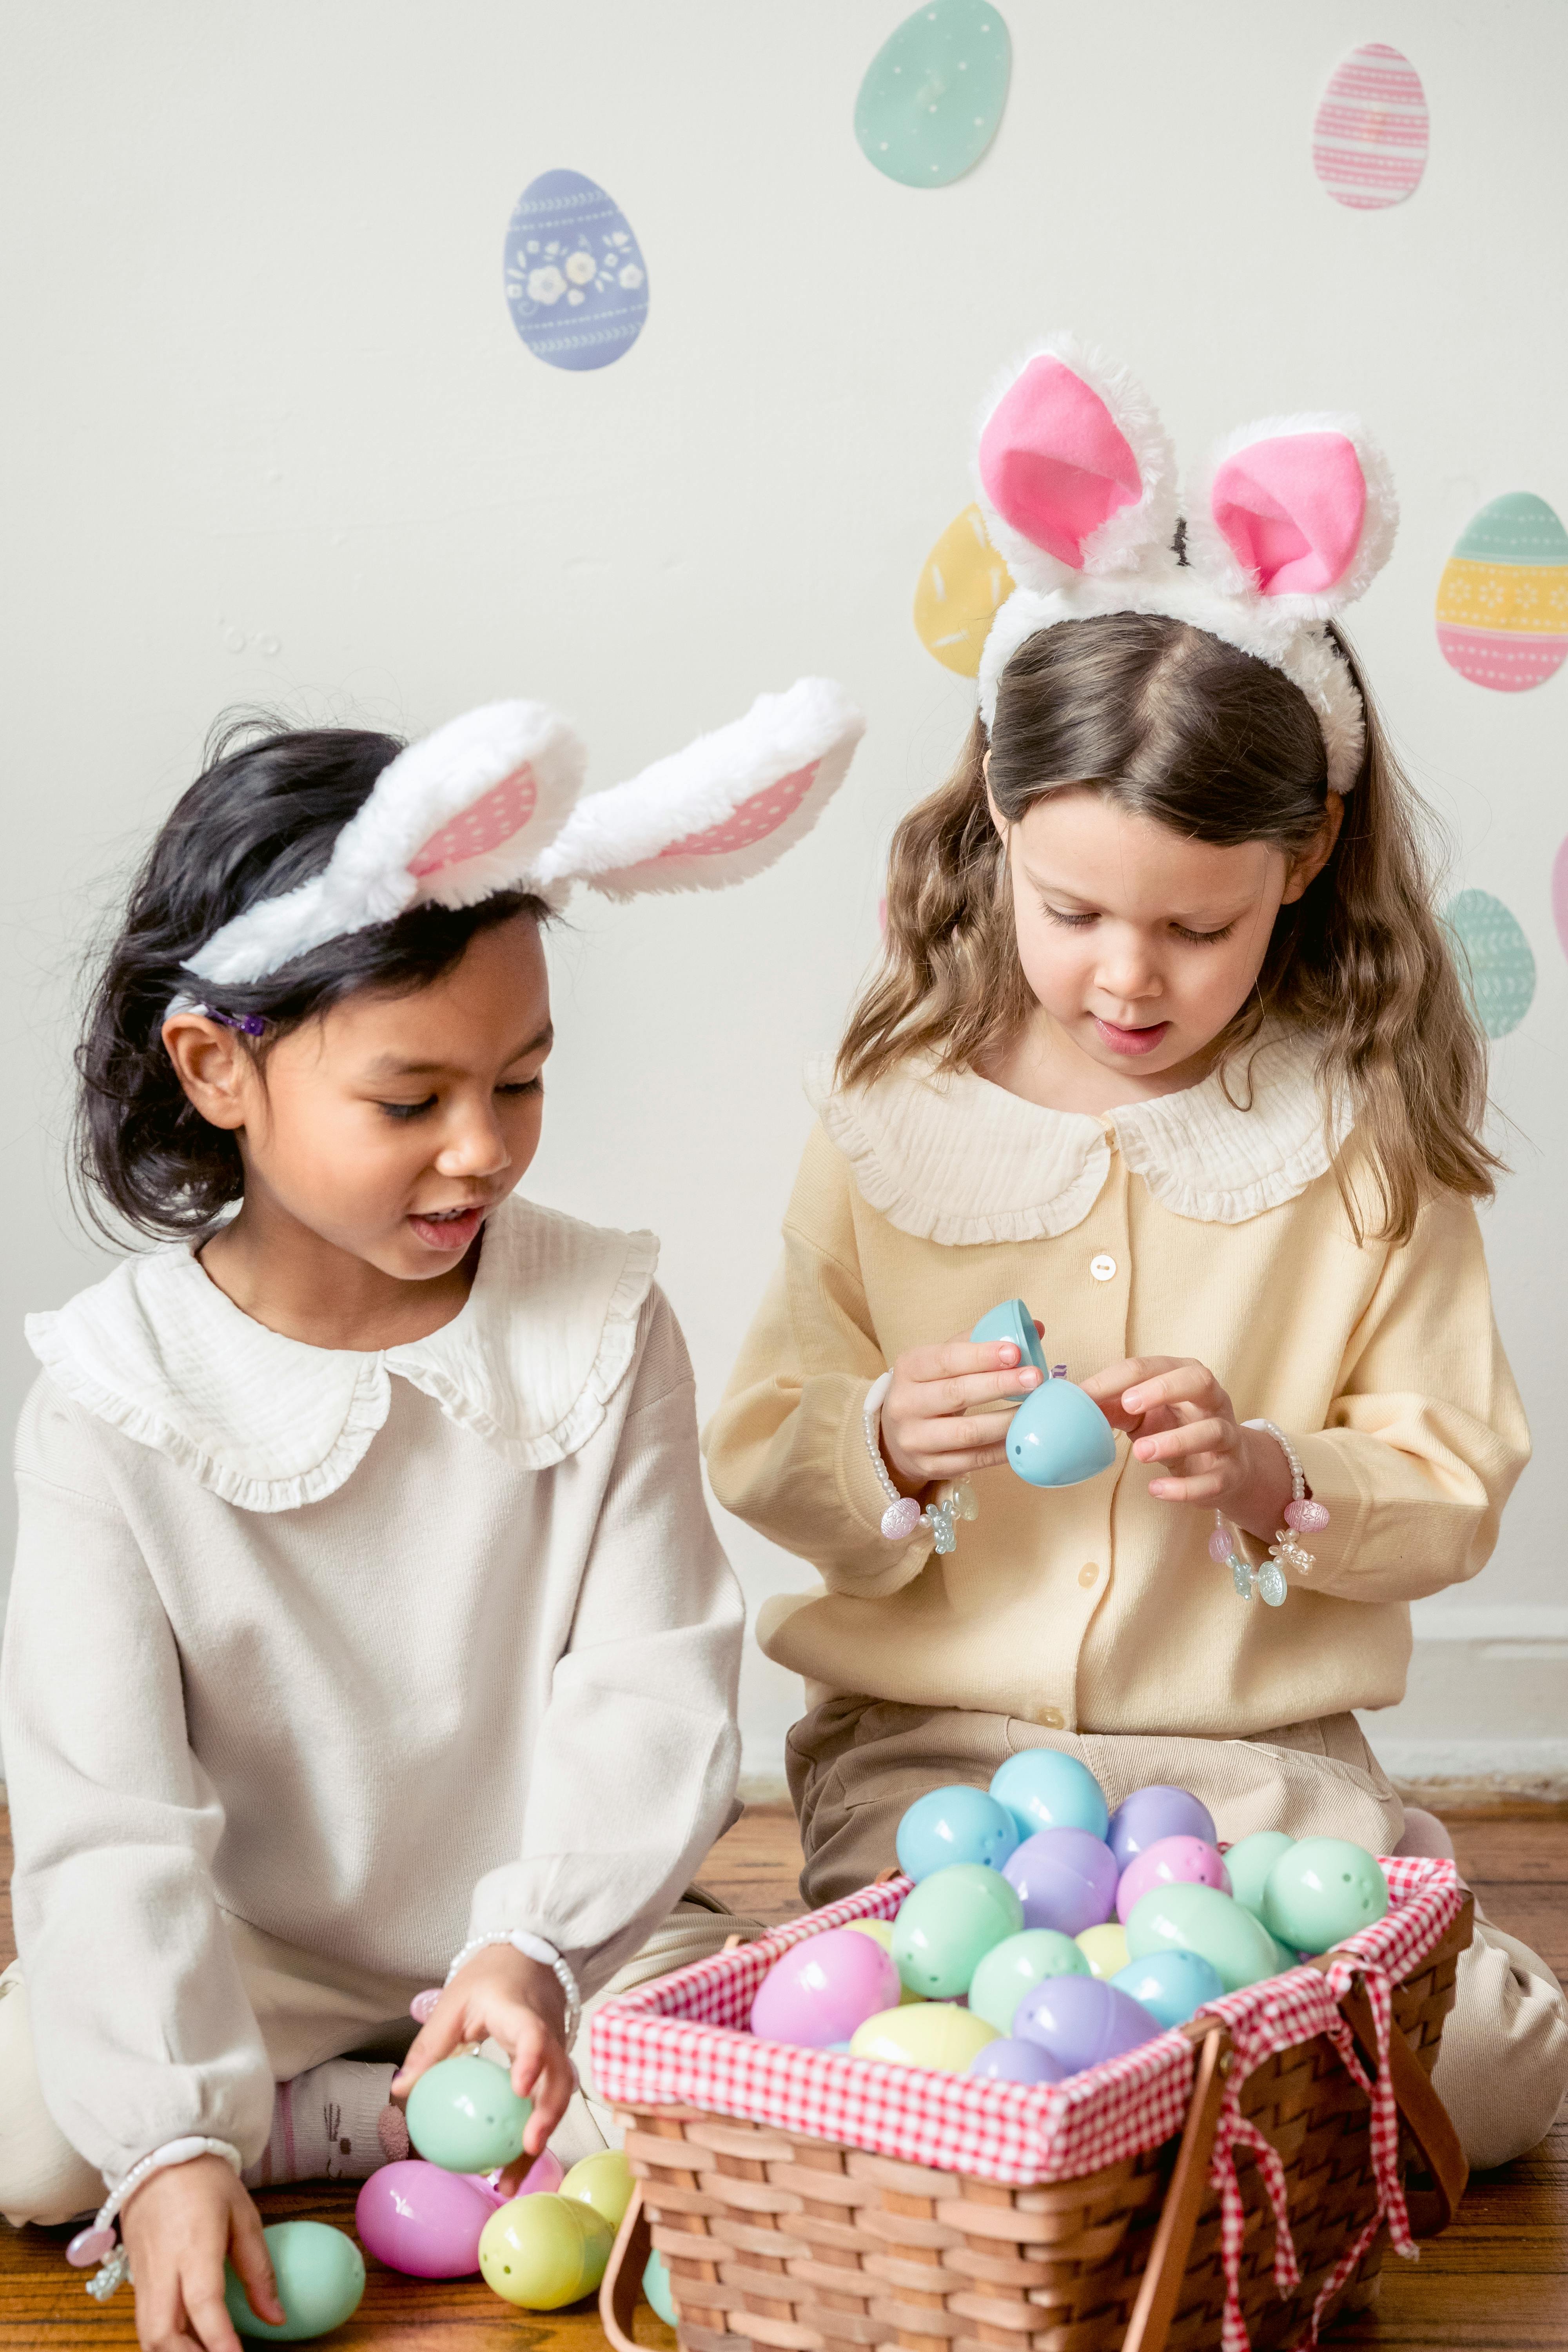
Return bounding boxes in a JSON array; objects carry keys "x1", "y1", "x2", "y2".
[{"x1": 3, "y1": 1, "x2": 1565, "y2": 1789}]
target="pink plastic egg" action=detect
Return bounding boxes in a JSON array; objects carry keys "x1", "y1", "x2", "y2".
[
  {"x1": 1115, "y1": 1835, "x2": 1232, "y2": 1924},
  {"x1": 750, "y1": 1927, "x2": 901, "y2": 2048},
  {"x1": 356, "y1": 2161, "x2": 500, "y2": 2278}
]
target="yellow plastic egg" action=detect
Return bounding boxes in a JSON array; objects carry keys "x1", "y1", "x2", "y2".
[
  {"x1": 913, "y1": 503, "x2": 1014, "y2": 675},
  {"x1": 844, "y1": 1918, "x2": 924, "y2": 2001},
  {"x1": 479, "y1": 2192, "x2": 613, "y2": 2310},
  {"x1": 850, "y1": 2003, "x2": 998, "y2": 2072},
  {"x1": 561, "y1": 2150, "x2": 634, "y2": 2232},
  {"x1": 1076, "y1": 1923, "x2": 1130, "y2": 1980}
]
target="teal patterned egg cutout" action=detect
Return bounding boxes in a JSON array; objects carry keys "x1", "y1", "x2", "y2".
[
  {"x1": 855, "y1": 1, "x2": 1011, "y2": 188},
  {"x1": 1445, "y1": 889, "x2": 1535, "y2": 1039}
]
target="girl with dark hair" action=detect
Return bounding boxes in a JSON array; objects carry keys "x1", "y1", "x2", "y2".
[
  {"x1": 0, "y1": 683, "x2": 863, "y2": 2349},
  {"x1": 706, "y1": 341, "x2": 1568, "y2": 2170}
]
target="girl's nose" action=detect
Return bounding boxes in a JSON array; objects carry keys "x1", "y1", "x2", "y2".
[
  {"x1": 1095, "y1": 942, "x2": 1161, "y2": 1004},
  {"x1": 434, "y1": 1107, "x2": 511, "y2": 1180}
]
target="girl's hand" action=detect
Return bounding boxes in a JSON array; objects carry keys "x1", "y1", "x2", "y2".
[
  {"x1": 391, "y1": 1945, "x2": 574, "y2": 2182},
  {"x1": 1082, "y1": 1356, "x2": 1292, "y2": 1541},
  {"x1": 120, "y1": 2152, "x2": 280, "y2": 2352},
  {"x1": 879, "y1": 1332, "x2": 1045, "y2": 1489}
]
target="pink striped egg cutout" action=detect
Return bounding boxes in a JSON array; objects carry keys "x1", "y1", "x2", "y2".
[{"x1": 1312, "y1": 43, "x2": 1428, "y2": 211}]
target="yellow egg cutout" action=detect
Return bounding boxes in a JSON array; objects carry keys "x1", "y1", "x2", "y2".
[{"x1": 914, "y1": 503, "x2": 1014, "y2": 676}]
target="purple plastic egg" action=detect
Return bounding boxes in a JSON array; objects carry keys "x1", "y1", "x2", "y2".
[
  {"x1": 1002, "y1": 1828, "x2": 1118, "y2": 1936},
  {"x1": 967, "y1": 2036, "x2": 1067, "y2": 2085},
  {"x1": 750, "y1": 1927, "x2": 901, "y2": 2048},
  {"x1": 1106, "y1": 1786, "x2": 1218, "y2": 1870},
  {"x1": 356, "y1": 2161, "x2": 498, "y2": 2278},
  {"x1": 1013, "y1": 1975, "x2": 1161, "y2": 2074},
  {"x1": 1115, "y1": 1836, "x2": 1232, "y2": 1924}
]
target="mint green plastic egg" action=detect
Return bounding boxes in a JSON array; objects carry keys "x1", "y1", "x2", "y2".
[
  {"x1": 1261, "y1": 1838, "x2": 1389, "y2": 1953},
  {"x1": 406, "y1": 2051, "x2": 532, "y2": 2173},
  {"x1": 892, "y1": 1863, "x2": 1024, "y2": 1998},
  {"x1": 969, "y1": 1927, "x2": 1087, "y2": 2031},
  {"x1": 1125, "y1": 1883, "x2": 1280, "y2": 1994},
  {"x1": 1223, "y1": 1831, "x2": 1296, "y2": 1920},
  {"x1": 224, "y1": 2221, "x2": 365, "y2": 2341}
]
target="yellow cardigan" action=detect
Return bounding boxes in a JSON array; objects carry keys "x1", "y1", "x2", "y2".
[{"x1": 703, "y1": 1032, "x2": 1530, "y2": 1740}]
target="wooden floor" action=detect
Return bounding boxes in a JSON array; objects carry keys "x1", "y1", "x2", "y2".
[{"x1": 2, "y1": 1800, "x2": 1564, "y2": 2350}]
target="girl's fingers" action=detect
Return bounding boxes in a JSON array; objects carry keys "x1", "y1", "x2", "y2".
[
  {"x1": 1147, "y1": 1469, "x2": 1226, "y2": 1504},
  {"x1": 904, "y1": 1409, "x2": 1016, "y2": 1456},
  {"x1": 1133, "y1": 1418, "x2": 1230, "y2": 1463},
  {"x1": 391, "y1": 1999, "x2": 469, "y2": 2095},
  {"x1": 1122, "y1": 1364, "x2": 1225, "y2": 1416},
  {"x1": 184, "y1": 2287, "x2": 245, "y2": 2352},
  {"x1": 229, "y1": 2201, "x2": 283, "y2": 2328}
]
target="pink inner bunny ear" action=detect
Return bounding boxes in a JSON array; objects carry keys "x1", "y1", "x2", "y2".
[
  {"x1": 1210, "y1": 433, "x2": 1367, "y2": 596},
  {"x1": 656, "y1": 760, "x2": 818, "y2": 862},
  {"x1": 408, "y1": 764, "x2": 537, "y2": 876},
  {"x1": 978, "y1": 355, "x2": 1144, "y2": 568}
]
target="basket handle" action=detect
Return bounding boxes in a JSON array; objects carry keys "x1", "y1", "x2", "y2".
[
  {"x1": 599, "y1": 2180, "x2": 653, "y2": 2352},
  {"x1": 1120, "y1": 2024, "x2": 1230, "y2": 2352},
  {"x1": 1323, "y1": 1971, "x2": 1468, "y2": 2235}
]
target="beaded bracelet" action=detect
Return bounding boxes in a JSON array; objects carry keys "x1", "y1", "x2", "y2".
[
  {"x1": 1209, "y1": 1418, "x2": 1330, "y2": 1607},
  {"x1": 66, "y1": 2136, "x2": 243, "y2": 2299},
  {"x1": 409, "y1": 1931, "x2": 582, "y2": 2051},
  {"x1": 862, "y1": 1372, "x2": 979, "y2": 1555}
]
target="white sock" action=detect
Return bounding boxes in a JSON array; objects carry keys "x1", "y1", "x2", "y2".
[{"x1": 241, "y1": 2060, "x2": 398, "y2": 2186}]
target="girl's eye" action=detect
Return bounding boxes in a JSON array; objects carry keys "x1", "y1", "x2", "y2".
[
  {"x1": 1171, "y1": 921, "x2": 1238, "y2": 945},
  {"x1": 497, "y1": 1075, "x2": 544, "y2": 1099},
  {"x1": 1042, "y1": 905, "x2": 1098, "y2": 929},
  {"x1": 377, "y1": 1096, "x2": 437, "y2": 1121}
]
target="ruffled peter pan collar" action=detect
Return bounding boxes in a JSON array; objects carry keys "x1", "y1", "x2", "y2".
[
  {"x1": 25, "y1": 1194, "x2": 658, "y2": 1514},
  {"x1": 805, "y1": 1027, "x2": 1350, "y2": 1246}
]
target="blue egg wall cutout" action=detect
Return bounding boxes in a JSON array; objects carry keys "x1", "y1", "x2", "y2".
[
  {"x1": 1445, "y1": 889, "x2": 1535, "y2": 1040},
  {"x1": 504, "y1": 169, "x2": 648, "y2": 371}
]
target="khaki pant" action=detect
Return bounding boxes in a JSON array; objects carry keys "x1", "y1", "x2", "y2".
[
  {"x1": 788, "y1": 1695, "x2": 1568, "y2": 2173},
  {"x1": 0, "y1": 1894, "x2": 763, "y2": 2229}
]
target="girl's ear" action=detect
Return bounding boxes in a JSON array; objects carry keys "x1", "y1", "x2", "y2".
[
  {"x1": 1281, "y1": 791, "x2": 1346, "y2": 904},
  {"x1": 973, "y1": 334, "x2": 1179, "y2": 594},
  {"x1": 534, "y1": 678, "x2": 864, "y2": 902},
  {"x1": 1183, "y1": 417, "x2": 1398, "y2": 621},
  {"x1": 160, "y1": 1013, "x2": 252, "y2": 1131}
]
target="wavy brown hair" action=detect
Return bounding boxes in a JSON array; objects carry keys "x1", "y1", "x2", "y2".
[{"x1": 838, "y1": 614, "x2": 1498, "y2": 1244}]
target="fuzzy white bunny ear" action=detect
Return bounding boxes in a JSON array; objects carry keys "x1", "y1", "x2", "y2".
[
  {"x1": 187, "y1": 702, "x2": 584, "y2": 986},
  {"x1": 973, "y1": 333, "x2": 1179, "y2": 594},
  {"x1": 535, "y1": 677, "x2": 864, "y2": 903},
  {"x1": 1183, "y1": 415, "x2": 1398, "y2": 620}
]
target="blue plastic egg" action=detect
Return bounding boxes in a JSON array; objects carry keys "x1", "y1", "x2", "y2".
[
  {"x1": 1006, "y1": 1378, "x2": 1116, "y2": 1488},
  {"x1": 1110, "y1": 1949, "x2": 1225, "y2": 2029},
  {"x1": 970, "y1": 1298, "x2": 1049, "y2": 1402},
  {"x1": 503, "y1": 169, "x2": 648, "y2": 371},
  {"x1": 990, "y1": 1749, "x2": 1110, "y2": 1843},
  {"x1": 897, "y1": 1784, "x2": 1019, "y2": 1880}
]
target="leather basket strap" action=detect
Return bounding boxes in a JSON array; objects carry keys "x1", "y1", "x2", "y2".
[
  {"x1": 1122, "y1": 2025, "x2": 1232, "y2": 2352},
  {"x1": 599, "y1": 2181, "x2": 654, "y2": 2352}
]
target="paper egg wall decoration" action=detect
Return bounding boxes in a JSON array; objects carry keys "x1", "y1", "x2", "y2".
[
  {"x1": 1445, "y1": 890, "x2": 1535, "y2": 1040},
  {"x1": 855, "y1": 1, "x2": 1011, "y2": 188},
  {"x1": 1436, "y1": 494, "x2": 1568, "y2": 692},
  {"x1": 504, "y1": 170, "x2": 648, "y2": 371},
  {"x1": 914, "y1": 504, "x2": 1014, "y2": 674},
  {"x1": 1312, "y1": 44, "x2": 1428, "y2": 209}
]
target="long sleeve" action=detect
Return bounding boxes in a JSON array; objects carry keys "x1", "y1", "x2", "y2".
[
  {"x1": 465, "y1": 1294, "x2": 745, "y2": 1999},
  {"x1": 2, "y1": 1380, "x2": 274, "y2": 2185}
]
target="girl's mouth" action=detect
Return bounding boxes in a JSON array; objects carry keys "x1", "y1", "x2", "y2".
[
  {"x1": 1093, "y1": 1015, "x2": 1172, "y2": 1057},
  {"x1": 407, "y1": 1203, "x2": 488, "y2": 1253}
]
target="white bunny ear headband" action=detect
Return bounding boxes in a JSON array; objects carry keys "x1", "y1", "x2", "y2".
[
  {"x1": 176, "y1": 677, "x2": 864, "y2": 997},
  {"x1": 973, "y1": 334, "x2": 1398, "y2": 794}
]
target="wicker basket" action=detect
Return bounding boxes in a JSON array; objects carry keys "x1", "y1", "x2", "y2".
[{"x1": 601, "y1": 1896, "x2": 1471, "y2": 2352}]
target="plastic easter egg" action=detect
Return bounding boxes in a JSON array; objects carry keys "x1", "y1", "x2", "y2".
[
  {"x1": 1107, "y1": 1785, "x2": 1218, "y2": 1869},
  {"x1": 990, "y1": 1749, "x2": 1110, "y2": 1843},
  {"x1": 854, "y1": 0, "x2": 1011, "y2": 189},
  {"x1": 969, "y1": 1928, "x2": 1088, "y2": 2032},
  {"x1": 479, "y1": 2192, "x2": 613, "y2": 2310},
  {"x1": 1115, "y1": 1835, "x2": 1232, "y2": 1924},
  {"x1": 1003, "y1": 1828, "x2": 1119, "y2": 1936},
  {"x1": 1013, "y1": 1975, "x2": 1160, "y2": 2076},
  {"x1": 503, "y1": 169, "x2": 648, "y2": 372},
  {"x1": 845, "y1": 1916, "x2": 924, "y2": 2002},
  {"x1": 850, "y1": 2002, "x2": 998, "y2": 2072},
  {"x1": 1125, "y1": 1884, "x2": 1280, "y2": 1995},
  {"x1": 561, "y1": 2150, "x2": 634, "y2": 2231},
  {"x1": 1111, "y1": 1950, "x2": 1225, "y2": 2029},
  {"x1": 225, "y1": 2221, "x2": 365, "y2": 2340},
  {"x1": 1437, "y1": 492, "x2": 1568, "y2": 692},
  {"x1": 644, "y1": 2248, "x2": 678, "y2": 2327},
  {"x1": 897, "y1": 1783, "x2": 1020, "y2": 1879},
  {"x1": 969, "y1": 1298, "x2": 1049, "y2": 1403},
  {"x1": 914, "y1": 505, "x2": 1014, "y2": 675},
  {"x1": 1446, "y1": 889, "x2": 1536, "y2": 1040},
  {"x1": 355, "y1": 2160, "x2": 497, "y2": 2279},
  {"x1": 969, "y1": 2036, "x2": 1066, "y2": 2085},
  {"x1": 1312, "y1": 43, "x2": 1428, "y2": 210},
  {"x1": 1005, "y1": 1378, "x2": 1117, "y2": 1488},
  {"x1": 1075, "y1": 1922, "x2": 1130, "y2": 1980},
  {"x1": 406, "y1": 2052, "x2": 532, "y2": 2174},
  {"x1": 751, "y1": 1926, "x2": 901, "y2": 2046},
  {"x1": 891, "y1": 1862, "x2": 1024, "y2": 1997},
  {"x1": 1262, "y1": 1838, "x2": 1390, "y2": 1953},
  {"x1": 1223, "y1": 1830, "x2": 1297, "y2": 1920}
]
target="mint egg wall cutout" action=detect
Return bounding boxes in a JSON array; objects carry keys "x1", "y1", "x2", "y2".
[
  {"x1": 1436, "y1": 494, "x2": 1568, "y2": 691},
  {"x1": 504, "y1": 169, "x2": 647, "y2": 371},
  {"x1": 1445, "y1": 890, "x2": 1535, "y2": 1040},
  {"x1": 1312, "y1": 43, "x2": 1428, "y2": 210},
  {"x1": 855, "y1": 1, "x2": 1011, "y2": 189}
]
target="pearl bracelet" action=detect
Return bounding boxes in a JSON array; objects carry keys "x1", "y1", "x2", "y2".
[
  {"x1": 862, "y1": 1372, "x2": 979, "y2": 1555},
  {"x1": 1209, "y1": 1418, "x2": 1330, "y2": 1607},
  {"x1": 409, "y1": 1931, "x2": 582, "y2": 2050},
  {"x1": 67, "y1": 2136, "x2": 242, "y2": 2299}
]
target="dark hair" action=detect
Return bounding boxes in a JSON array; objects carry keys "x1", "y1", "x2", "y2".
[
  {"x1": 839, "y1": 613, "x2": 1499, "y2": 1244},
  {"x1": 75, "y1": 717, "x2": 550, "y2": 1243}
]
